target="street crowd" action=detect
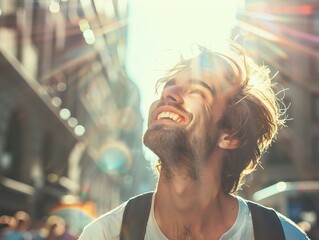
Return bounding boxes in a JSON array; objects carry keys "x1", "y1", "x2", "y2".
[{"x1": 0, "y1": 211, "x2": 77, "y2": 240}]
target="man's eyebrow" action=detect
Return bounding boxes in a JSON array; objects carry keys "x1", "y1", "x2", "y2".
[
  {"x1": 163, "y1": 78, "x2": 216, "y2": 96},
  {"x1": 163, "y1": 79, "x2": 176, "y2": 88},
  {"x1": 190, "y1": 79, "x2": 216, "y2": 96}
]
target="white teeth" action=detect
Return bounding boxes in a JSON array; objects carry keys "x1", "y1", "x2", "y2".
[{"x1": 157, "y1": 111, "x2": 183, "y2": 123}]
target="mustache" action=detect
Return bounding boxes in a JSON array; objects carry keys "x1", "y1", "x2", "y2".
[
  {"x1": 156, "y1": 100, "x2": 184, "y2": 111},
  {"x1": 155, "y1": 100, "x2": 193, "y2": 120}
]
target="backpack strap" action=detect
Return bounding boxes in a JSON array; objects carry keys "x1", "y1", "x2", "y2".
[
  {"x1": 247, "y1": 201, "x2": 285, "y2": 240},
  {"x1": 119, "y1": 193, "x2": 285, "y2": 240},
  {"x1": 119, "y1": 192, "x2": 154, "y2": 240}
]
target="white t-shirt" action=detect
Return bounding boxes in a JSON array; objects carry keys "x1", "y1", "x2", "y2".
[{"x1": 78, "y1": 194, "x2": 308, "y2": 240}]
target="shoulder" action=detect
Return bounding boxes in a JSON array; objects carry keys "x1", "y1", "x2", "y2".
[
  {"x1": 78, "y1": 201, "x2": 127, "y2": 240},
  {"x1": 276, "y1": 212, "x2": 310, "y2": 240}
]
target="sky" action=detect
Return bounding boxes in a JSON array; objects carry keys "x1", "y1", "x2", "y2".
[{"x1": 126, "y1": 0, "x2": 243, "y2": 161}]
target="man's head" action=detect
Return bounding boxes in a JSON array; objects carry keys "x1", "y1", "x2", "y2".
[{"x1": 144, "y1": 42, "x2": 286, "y2": 193}]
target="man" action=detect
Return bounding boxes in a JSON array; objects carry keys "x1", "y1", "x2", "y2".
[{"x1": 79, "y1": 43, "x2": 309, "y2": 239}]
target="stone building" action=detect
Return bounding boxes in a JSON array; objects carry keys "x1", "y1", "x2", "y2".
[{"x1": 0, "y1": 0, "x2": 153, "y2": 228}]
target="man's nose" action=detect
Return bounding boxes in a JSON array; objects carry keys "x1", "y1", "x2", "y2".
[{"x1": 161, "y1": 86, "x2": 184, "y2": 104}]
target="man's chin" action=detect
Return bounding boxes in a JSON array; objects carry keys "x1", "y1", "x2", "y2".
[
  {"x1": 143, "y1": 126, "x2": 190, "y2": 157},
  {"x1": 144, "y1": 124, "x2": 179, "y2": 145},
  {"x1": 143, "y1": 127, "x2": 163, "y2": 152},
  {"x1": 147, "y1": 122, "x2": 179, "y2": 131}
]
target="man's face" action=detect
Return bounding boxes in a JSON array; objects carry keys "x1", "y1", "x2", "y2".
[{"x1": 143, "y1": 60, "x2": 232, "y2": 179}]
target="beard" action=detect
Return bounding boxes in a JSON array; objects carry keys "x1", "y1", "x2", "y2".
[{"x1": 143, "y1": 123, "x2": 219, "y2": 181}]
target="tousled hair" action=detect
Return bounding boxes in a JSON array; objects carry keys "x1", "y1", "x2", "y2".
[
  {"x1": 217, "y1": 43, "x2": 286, "y2": 193},
  {"x1": 154, "y1": 42, "x2": 287, "y2": 194}
]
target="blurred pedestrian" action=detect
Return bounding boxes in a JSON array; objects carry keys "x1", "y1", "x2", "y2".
[
  {"x1": 3, "y1": 211, "x2": 32, "y2": 240},
  {"x1": 42, "y1": 216, "x2": 75, "y2": 240},
  {"x1": 0, "y1": 215, "x2": 16, "y2": 240}
]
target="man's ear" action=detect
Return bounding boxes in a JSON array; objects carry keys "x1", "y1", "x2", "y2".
[{"x1": 218, "y1": 133, "x2": 240, "y2": 150}]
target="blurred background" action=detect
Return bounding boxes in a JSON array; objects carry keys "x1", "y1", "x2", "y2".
[{"x1": 0, "y1": 0, "x2": 318, "y2": 239}]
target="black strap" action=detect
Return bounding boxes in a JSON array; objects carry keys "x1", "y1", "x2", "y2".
[
  {"x1": 247, "y1": 201, "x2": 285, "y2": 240},
  {"x1": 119, "y1": 193, "x2": 285, "y2": 240},
  {"x1": 119, "y1": 192, "x2": 153, "y2": 240}
]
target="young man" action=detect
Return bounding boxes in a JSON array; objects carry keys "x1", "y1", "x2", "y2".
[{"x1": 79, "y1": 43, "x2": 309, "y2": 239}]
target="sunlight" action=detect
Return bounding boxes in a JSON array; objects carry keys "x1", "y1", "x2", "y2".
[
  {"x1": 126, "y1": 0, "x2": 243, "y2": 161},
  {"x1": 127, "y1": 1, "x2": 242, "y2": 111}
]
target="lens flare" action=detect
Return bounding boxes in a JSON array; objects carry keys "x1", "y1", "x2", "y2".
[
  {"x1": 96, "y1": 141, "x2": 132, "y2": 175},
  {"x1": 50, "y1": 202, "x2": 95, "y2": 237}
]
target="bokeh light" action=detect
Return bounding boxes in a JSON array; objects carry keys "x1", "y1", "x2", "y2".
[
  {"x1": 96, "y1": 141, "x2": 132, "y2": 175},
  {"x1": 74, "y1": 125, "x2": 86, "y2": 136},
  {"x1": 59, "y1": 108, "x2": 71, "y2": 120},
  {"x1": 68, "y1": 117, "x2": 78, "y2": 128},
  {"x1": 51, "y1": 96, "x2": 62, "y2": 107}
]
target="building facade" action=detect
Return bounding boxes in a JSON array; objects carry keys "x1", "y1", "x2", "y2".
[
  {"x1": 236, "y1": 0, "x2": 319, "y2": 196},
  {"x1": 0, "y1": 0, "x2": 153, "y2": 231}
]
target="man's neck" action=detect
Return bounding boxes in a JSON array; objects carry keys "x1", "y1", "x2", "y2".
[{"x1": 154, "y1": 161, "x2": 238, "y2": 240}]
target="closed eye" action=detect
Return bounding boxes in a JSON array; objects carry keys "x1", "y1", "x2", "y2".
[
  {"x1": 189, "y1": 79, "x2": 216, "y2": 97},
  {"x1": 190, "y1": 89, "x2": 206, "y2": 98}
]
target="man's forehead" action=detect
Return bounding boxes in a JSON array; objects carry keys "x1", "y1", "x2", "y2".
[
  {"x1": 164, "y1": 76, "x2": 216, "y2": 96},
  {"x1": 191, "y1": 53, "x2": 238, "y2": 74},
  {"x1": 156, "y1": 52, "x2": 241, "y2": 93},
  {"x1": 161, "y1": 59, "x2": 238, "y2": 96},
  {"x1": 172, "y1": 65, "x2": 230, "y2": 86},
  {"x1": 188, "y1": 53, "x2": 240, "y2": 86}
]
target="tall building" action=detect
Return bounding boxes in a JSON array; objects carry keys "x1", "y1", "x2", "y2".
[
  {"x1": 0, "y1": 0, "x2": 153, "y2": 232},
  {"x1": 236, "y1": 1, "x2": 319, "y2": 196}
]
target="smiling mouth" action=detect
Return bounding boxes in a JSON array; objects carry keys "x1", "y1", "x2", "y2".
[{"x1": 157, "y1": 111, "x2": 185, "y2": 123}]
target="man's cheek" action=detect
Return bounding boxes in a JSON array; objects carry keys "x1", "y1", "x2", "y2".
[{"x1": 147, "y1": 101, "x2": 159, "y2": 126}]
